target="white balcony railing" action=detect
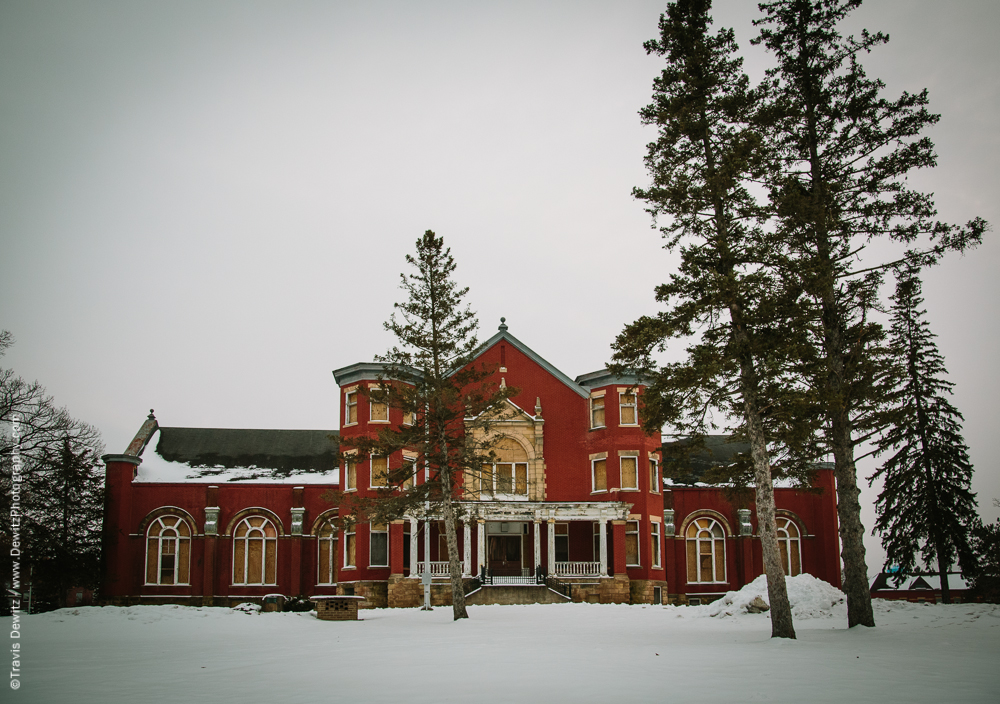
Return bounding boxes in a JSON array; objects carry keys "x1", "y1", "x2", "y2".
[
  {"x1": 414, "y1": 561, "x2": 451, "y2": 577},
  {"x1": 554, "y1": 561, "x2": 602, "y2": 577}
]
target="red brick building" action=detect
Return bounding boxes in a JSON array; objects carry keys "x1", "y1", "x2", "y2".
[{"x1": 101, "y1": 322, "x2": 841, "y2": 607}]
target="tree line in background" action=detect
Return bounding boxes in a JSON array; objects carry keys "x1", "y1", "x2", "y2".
[
  {"x1": 609, "y1": 0, "x2": 993, "y2": 636},
  {"x1": 0, "y1": 330, "x2": 105, "y2": 613}
]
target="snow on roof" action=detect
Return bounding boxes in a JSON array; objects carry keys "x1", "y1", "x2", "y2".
[{"x1": 135, "y1": 430, "x2": 340, "y2": 484}]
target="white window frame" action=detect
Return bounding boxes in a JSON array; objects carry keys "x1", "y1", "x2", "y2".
[
  {"x1": 591, "y1": 457, "x2": 608, "y2": 493},
  {"x1": 776, "y1": 517, "x2": 802, "y2": 576},
  {"x1": 555, "y1": 522, "x2": 569, "y2": 563},
  {"x1": 686, "y1": 517, "x2": 727, "y2": 584},
  {"x1": 343, "y1": 451, "x2": 358, "y2": 492},
  {"x1": 590, "y1": 392, "x2": 606, "y2": 429},
  {"x1": 317, "y1": 519, "x2": 338, "y2": 585},
  {"x1": 370, "y1": 455, "x2": 389, "y2": 489},
  {"x1": 344, "y1": 525, "x2": 356, "y2": 569},
  {"x1": 486, "y1": 461, "x2": 529, "y2": 500},
  {"x1": 651, "y1": 521, "x2": 661, "y2": 569},
  {"x1": 369, "y1": 523, "x2": 389, "y2": 568},
  {"x1": 620, "y1": 454, "x2": 639, "y2": 491},
  {"x1": 625, "y1": 520, "x2": 641, "y2": 567},
  {"x1": 232, "y1": 516, "x2": 278, "y2": 586},
  {"x1": 649, "y1": 457, "x2": 660, "y2": 494},
  {"x1": 618, "y1": 388, "x2": 638, "y2": 426},
  {"x1": 344, "y1": 388, "x2": 358, "y2": 427},
  {"x1": 369, "y1": 384, "x2": 389, "y2": 423},
  {"x1": 402, "y1": 452, "x2": 417, "y2": 490},
  {"x1": 144, "y1": 515, "x2": 191, "y2": 586}
]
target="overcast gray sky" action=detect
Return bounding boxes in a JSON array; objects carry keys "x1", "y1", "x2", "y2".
[{"x1": 2, "y1": 0, "x2": 997, "y2": 570}]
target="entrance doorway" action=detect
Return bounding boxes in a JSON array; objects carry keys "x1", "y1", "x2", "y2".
[{"x1": 488, "y1": 535, "x2": 523, "y2": 576}]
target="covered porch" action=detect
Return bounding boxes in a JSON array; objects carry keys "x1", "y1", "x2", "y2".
[{"x1": 403, "y1": 500, "x2": 630, "y2": 584}]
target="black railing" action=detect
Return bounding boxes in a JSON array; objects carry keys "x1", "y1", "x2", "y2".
[{"x1": 477, "y1": 566, "x2": 548, "y2": 586}]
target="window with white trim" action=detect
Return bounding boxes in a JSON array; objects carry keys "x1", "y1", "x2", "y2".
[
  {"x1": 620, "y1": 456, "x2": 638, "y2": 490},
  {"x1": 145, "y1": 515, "x2": 191, "y2": 585},
  {"x1": 402, "y1": 409, "x2": 416, "y2": 426},
  {"x1": 369, "y1": 523, "x2": 388, "y2": 567},
  {"x1": 402, "y1": 453, "x2": 417, "y2": 490},
  {"x1": 369, "y1": 390, "x2": 389, "y2": 422},
  {"x1": 619, "y1": 390, "x2": 637, "y2": 425},
  {"x1": 590, "y1": 394, "x2": 606, "y2": 429},
  {"x1": 344, "y1": 525, "x2": 356, "y2": 568},
  {"x1": 592, "y1": 458, "x2": 607, "y2": 493},
  {"x1": 344, "y1": 390, "x2": 358, "y2": 426},
  {"x1": 317, "y1": 519, "x2": 338, "y2": 585},
  {"x1": 651, "y1": 521, "x2": 661, "y2": 569},
  {"x1": 232, "y1": 516, "x2": 278, "y2": 585},
  {"x1": 371, "y1": 456, "x2": 388, "y2": 488},
  {"x1": 555, "y1": 523, "x2": 569, "y2": 562},
  {"x1": 344, "y1": 453, "x2": 357, "y2": 491},
  {"x1": 686, "y1": 517, "x2": 726, "y2": 583},
  {"x1": 776, "y1": 517, "x2": 802, "y2": 576},
  {"x1": 479, "y1": 437, "x2": 529, "y2": 499},
  {"x1": 649, "y1": 458, "x2": 660, "y2": 493},
  {"x1": 625, "y1": 520, "x2": 640, "y2": 567}
]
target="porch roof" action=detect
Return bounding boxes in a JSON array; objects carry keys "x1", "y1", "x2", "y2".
[{"x1": 413, "y1": 500, "x2": 630, "y2": 522}]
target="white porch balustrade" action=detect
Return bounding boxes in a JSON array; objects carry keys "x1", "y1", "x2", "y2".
[
  {"x1": 414, "y1": 561, "x2": 451, "y2": 577},
  {"x1": 554, "y1": 561, "x2": 602, "y2": 577}
]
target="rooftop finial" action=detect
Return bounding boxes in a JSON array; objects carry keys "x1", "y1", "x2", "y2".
[
  {"x1": 148, "y1": 409, "x2": 156, "y2": 419},
  {"x1": 499, "y1": 317, "x2": 508, "y2": 331}
]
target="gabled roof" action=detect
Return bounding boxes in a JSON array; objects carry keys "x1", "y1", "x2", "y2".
[
  {"x1": 154, "y1": 427, "x2": 340, "y2": 474},
  {"x1": 475, "y1": 321, "x2": 590, "y2": 399}
]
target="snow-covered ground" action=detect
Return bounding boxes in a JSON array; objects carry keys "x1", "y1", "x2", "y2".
[{"x1": 10, "y1": 576, "x2": 1000, "y2": 704}]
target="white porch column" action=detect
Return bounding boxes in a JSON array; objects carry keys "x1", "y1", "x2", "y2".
[
  {"x1": 424, "y1": 519, "x2": 432, "y2": 572},
  {"x1": 408, "y1": 517, "x2": 419, "y2": 577},
  {"x1": 599, "y1": 516, "x2": 609, "y2": 577},
  {"x1": 533, "y1": 517, "x2": 541, "y2": 572},
  {"x1": 476, "y1": 519, "x2": 486, "y2": 576},
  {"x1": 463, "y1": 521, "x2": 472, "y2": 576},
  {"x1": 547, "y1": 518, "x2": 556, "y2": 574}
]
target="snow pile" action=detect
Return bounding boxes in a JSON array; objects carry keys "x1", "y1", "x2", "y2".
[
  {"x1": 231, "y1": 602, "x2": 261, "y2": 615},
  {"x1": 705, "y1": 573, "x2": 845, "y2": 619}
]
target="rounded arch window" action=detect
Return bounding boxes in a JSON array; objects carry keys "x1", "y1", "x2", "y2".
[
  {"x1": 317, "y1": 518, "x2": 338, "y2": 585},
  {"x1": 145, "y1": 515, "x2": 191, "y2": 585},
  {"x1": 776, "y1": 517, "x2": 802, "y2": 576},
  {"x1": 686, "y1": 517, "x2": 726, "y2": 583},
  {"x1": 477, "y1": 436, "x2": 529, "y2": 498},
  {"x1": 233, "y1": 516, "x2": 278, "y2": 585}
]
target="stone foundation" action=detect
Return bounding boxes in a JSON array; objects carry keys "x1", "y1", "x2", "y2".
[
  {"x1": 629, "y1": 580, "x2": 668, "y2": 605},
  {"x1": 338, "y1": 581, "x2": 388, "y2": 608},
  {"x1": 598, "y1": 575, "x2": 630, "y2": 604}
]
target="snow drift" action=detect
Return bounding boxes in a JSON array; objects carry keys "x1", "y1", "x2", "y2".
[{"x1": 701, "y1": 573, "x2": 846, "y2": 619}]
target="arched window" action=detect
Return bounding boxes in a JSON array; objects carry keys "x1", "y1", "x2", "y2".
[
  {"x1": 317, "y1": 519, "x2": 338, "y2": 585},
  {"x1": 776, "y1": 517, "x2": 802, "y2": 576},
  {"x1": 145, "y1": 515, "x2": 191, "y2": 585},
  {"x1": 478, "y1": 437, "x2": 529, "y2": 499},
  {"x1": 686, "y1": 517, "x2": 726, "y2": 583},
  {"x1": 233, "y1": 516, "x2": 278, "y2": 585}
]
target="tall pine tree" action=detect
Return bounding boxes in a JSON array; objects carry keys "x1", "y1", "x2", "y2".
[
  {"x1": 754, "y1": 0, "x2": 987, "y2": 627},
  {"x1": 869, "y1": 266, "x2": 977, "y2": 603},
  {"x1": 611, "y1": 0, "x2": 811, "y2": 638},
  {"x1": 335, "y1": 231, "x2": 514, "y2": 621}
]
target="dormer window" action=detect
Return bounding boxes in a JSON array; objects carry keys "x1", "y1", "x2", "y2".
[
  {"x1": 619, "y1": 390, "x2": 637, "y2": 426},
  {"x1": 590, "y1": 392, "x2": 606, "y2": 429}
]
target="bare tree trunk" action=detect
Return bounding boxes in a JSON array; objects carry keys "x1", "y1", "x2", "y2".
[
  {"x1": 439, "y1": 466, "x2": 468, "y2": 620},
  {"x1": 737, "y1": 349, "x2": 796, "y2": 639},
  {"x1": 831, "y1": 429, "x2": 876, "y2": 627}
]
